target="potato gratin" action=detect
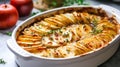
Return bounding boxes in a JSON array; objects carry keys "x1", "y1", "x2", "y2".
[{"x1": 17, "y1": 8, "x2": 120, "y2": 58}]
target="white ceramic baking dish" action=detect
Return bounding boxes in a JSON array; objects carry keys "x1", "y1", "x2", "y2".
[{"x1": 7, "y1": 5, "x2": 120, "y2": 67}]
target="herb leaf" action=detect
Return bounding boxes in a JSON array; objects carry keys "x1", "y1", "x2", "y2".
[
  {"x1": 31, "y1": 12, "x2": 39, "y2": 16},
  {"x1": 0, "y1": 59, "x2": 6, "y2": 64},
  {"x1": 76, "y1": 0, "x2": 84, "y2": 5},
  {"x1": 63, "y1": 32, "x2": 69, "y2": 37},
  {"x1": 47, "y1": 30, "x2": 54, "y2": 34},
  {"x1": 31, "y1": 9, "x2": 45, "y2": 16},
  {"x1": 63, "y1": 0, "x2": 88, "y2": 6},
  {"x1": 6, "y1": 32, "x2": 12, "y2": 36},
  {"x1": 51, "y1": 1, "x2": 57, "y2": 7},
  {"x1": 91, "y1": 28, "x2": 102, "y2": 35}
]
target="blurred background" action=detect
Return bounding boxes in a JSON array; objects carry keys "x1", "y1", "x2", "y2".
[{"x1": 0, "y1": 0, "x2": 120, "y2": 10}]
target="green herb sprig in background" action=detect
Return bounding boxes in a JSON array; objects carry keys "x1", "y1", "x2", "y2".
[
  {"x1": 31, "y1": 0, "x2": 89, "y2": 16},
  {"x1": 63, "y1": 0, "x2": 88, "y2": 6}
]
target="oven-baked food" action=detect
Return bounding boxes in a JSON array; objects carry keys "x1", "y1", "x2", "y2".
[{"x1": 17, "y1": 8, "x2": 120, "y2": 58}]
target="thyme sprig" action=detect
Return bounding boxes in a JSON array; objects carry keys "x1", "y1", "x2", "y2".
[
  {"x1": 91, "y1": 28, "x2": 102, "y2": 35},
  {"x1": 91, "y1": 18, "x2": 103, "y2": 35}
]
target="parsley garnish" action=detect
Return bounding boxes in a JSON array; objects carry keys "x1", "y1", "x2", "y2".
[
  {"x1": 58, "y1": 29, "x2": 63, "y2": 33},
  {"x1": 31, "y1": 12, "x2": 39, "y2": 16},
  {"x1": 63, "y1": 32, "x2": 69, "y2": 37},
  {"x1": 65, "y1": 39, "x2": 69, "y2": 42},
  {"x1": 0, "y1": 59, "x2": 6, "y2": 64},
  {"x1": 31, "y1": 9, "x2": 45, "y2": 16},
  {"x1": 6, "y1": 32, "x2": 12, "y2": 36},
  {"x1": 91, "y1": 18, "x2": 103, "y2": 35},
  {"x1": 47, "y1": 30, "x2": 54, "y2": 34},
  {"x1": 91, "y1": 28, "x2": 102, "y2": 35},
  {"x1": 92, "y1": 18, "x2": 99, "y2": 27}
]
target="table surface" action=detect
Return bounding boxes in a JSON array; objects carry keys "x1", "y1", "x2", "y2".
[{"x1": 0, "y1": 0, "x2": 120, "y2": 67}]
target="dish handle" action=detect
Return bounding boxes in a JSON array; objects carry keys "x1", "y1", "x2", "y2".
[{"x1": 7, "y1": 39, "x2": 32, "y2": 58}]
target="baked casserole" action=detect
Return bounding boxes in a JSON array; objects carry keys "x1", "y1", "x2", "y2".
[{"x1": 16, "y1": 7, "x2": 120, "y2": 58}]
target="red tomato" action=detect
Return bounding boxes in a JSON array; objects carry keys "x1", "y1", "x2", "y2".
[
  {"x1": 10, "y1": 0, "x2": 33, "y2": 17},
  {"x1": 0, "y1": 4, "x2": 19, "y2": 29}
]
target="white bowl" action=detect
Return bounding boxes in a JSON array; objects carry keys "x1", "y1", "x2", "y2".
[{"x1": 7, "y1": 5, "x2": 120, "y2": 67}]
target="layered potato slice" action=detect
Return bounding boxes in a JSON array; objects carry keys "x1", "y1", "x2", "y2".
[{"x1": 17, "y1": 11, "x2": 119, "y2": 58}]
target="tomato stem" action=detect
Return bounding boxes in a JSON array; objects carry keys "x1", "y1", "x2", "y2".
[{"x1": 3, "y1": 0, "x2": 7, "y2": 8}]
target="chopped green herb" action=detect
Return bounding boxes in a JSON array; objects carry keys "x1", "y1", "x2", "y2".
[
  {"x1": 58, "y1": 29, "x2": 63, "y2": 33},
  {"x1": 92, "y1": 18, "x2": 99, "y2": 26},
  {"x1": 91, "y1": 28, "x2": 102, "y2": 35},
  {"x1": 63, "y1": 32, "x2": 69, "y2": 37},
  {"x1": 65, "y1": 39, "x2": 69, "y2": 42},
  {"x1": 0, "y1": 59, "x2": 6, "y2": 64},
  {"x1": 31, "y1": 9, "x2": 45, "y2": 17},
  {"x1": 90, "y1": 17, "x2": 102, "y2": 35},
  {"x1": 31, "y1": 12, "x2": 39, "y2": 16},
  {"x1": 6, "y1": 32, "x2": 12, "y2": 36},
  {"x1": 47, "y1": 30, "x2": 54, "y2": 34}
]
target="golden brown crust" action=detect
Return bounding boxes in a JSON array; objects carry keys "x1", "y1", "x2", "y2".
[{"x1": 16, "y1": 9, "x2": 119, "y2": 58}]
